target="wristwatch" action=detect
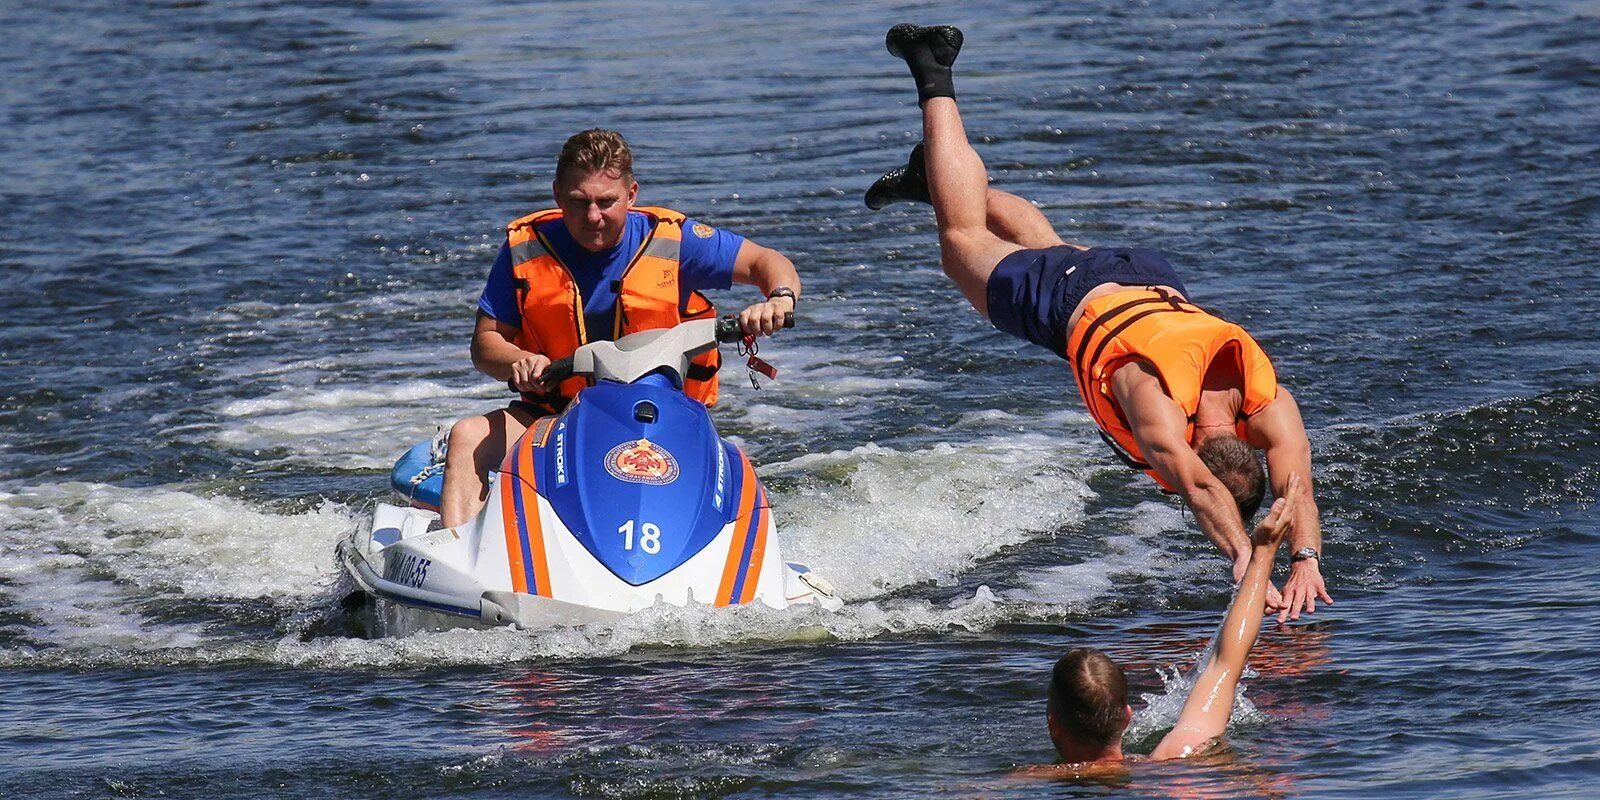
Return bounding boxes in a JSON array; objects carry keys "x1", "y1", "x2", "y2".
[
  {"x1": 1290, "y1": 547, "x2": 1320, "y2": 563},
  {"x1": 766, "y1": 286, "x2": 797, "y2": 306}
]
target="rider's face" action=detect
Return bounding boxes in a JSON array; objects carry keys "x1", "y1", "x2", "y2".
[{"x1": 553, "y1": 169, "x2": 637, "y2": 252}]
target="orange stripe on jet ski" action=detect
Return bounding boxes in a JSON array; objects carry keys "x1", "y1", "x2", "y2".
[
  {"x1": 716, "y1": 451, "x2": 758, "y2": 607},
  {"x1": 517, "y1": 435, "x2": 553, "y2": 598},
  {"x1": 501, "y1": 467, "x2": 529, "y2": 594},
  {"x1": 737, "y1": 492, "x2": 772, "y2": 605}
]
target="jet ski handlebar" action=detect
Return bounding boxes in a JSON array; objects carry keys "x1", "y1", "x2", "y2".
[
  {"x1": 713, "y1": 311, "x2": 794, "y2": 342},
  {"x1": 528, "y1": 313, "x2": 792, "y2": 392}
]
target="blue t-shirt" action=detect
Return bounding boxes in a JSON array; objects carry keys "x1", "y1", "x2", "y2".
[{"x1": 478, "y1": 211, "x2": 744, "y2": 340}]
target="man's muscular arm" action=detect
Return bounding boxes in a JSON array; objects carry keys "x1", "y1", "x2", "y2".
[
  {"x1": 1244, "y1": 388, "x2": 1332, "y2": 622},
  {"x1": 1113, "y1": 363, "x2": 1253, "y2": 576},
  {"x1": 730, "y1": 241, "x2": 801, "y2": 337},
  {"x1": 470, "y1": 312, "x2": 551, "y2": 392}
]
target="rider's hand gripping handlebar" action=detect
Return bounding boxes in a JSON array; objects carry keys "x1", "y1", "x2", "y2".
[{"x1": 511, "y1": 313, "x2": 792, "y2": 394}]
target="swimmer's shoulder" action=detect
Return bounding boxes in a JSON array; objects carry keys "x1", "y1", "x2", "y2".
[{"x1": 1009, "y1": 760, "x2": 1135, "y2": 785}]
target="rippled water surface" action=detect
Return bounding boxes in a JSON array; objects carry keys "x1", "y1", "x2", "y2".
[{"x1": 3, "y1": 1, "x2": 1598, "y2": 797}]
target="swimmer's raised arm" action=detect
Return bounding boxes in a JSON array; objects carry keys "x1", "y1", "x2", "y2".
[
  {"x1": 1245, "y1": 389, "x2": 1332, "y2": 623},
  {"x1": 1150, "y1": 474, "x2": 1302, "y2": 761}
]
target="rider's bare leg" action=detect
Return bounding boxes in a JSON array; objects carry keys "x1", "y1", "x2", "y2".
[{"x1": 439, "y1": 406, "x2": 534, "y2": 528}]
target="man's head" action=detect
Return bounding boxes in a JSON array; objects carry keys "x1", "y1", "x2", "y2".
[
  {"x1": 552, "y1": 128, "x2": 638, "y2": 252},
  {"x1": 1197, "y1": 433, "x2": 1266, "y2": 522},
  {"x1": 1047, "y1": 648, "x2": 1132, "y2": 760}
]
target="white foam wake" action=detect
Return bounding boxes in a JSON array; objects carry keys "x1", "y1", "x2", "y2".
[
  {"x1": 1007, "y1": 501, "x2": 1204, "y2": 607},
  {"x1": 0, "y1": 419, "x2": 1203, "y2": 668},
  {"x1": 765, "y1": 432, "x2": 1098, "y2": 600},
  {"x1": 0, "y1": 483, "x2": 357, "y2": 650}
]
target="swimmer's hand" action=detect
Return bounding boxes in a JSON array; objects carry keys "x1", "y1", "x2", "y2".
[
  {"x1": 1250, "y1": 473, "x2": 1300, "y2": 547},
  {"x1": 1246, "y1": 474, "x2": 1301, "y2": 615},
  {"x1": 1248, "y1": 473, "x2": 1337, "y2": 624},
  {"x1": 1249, "y1": 474, "x2": 1331, "y2": 623}
]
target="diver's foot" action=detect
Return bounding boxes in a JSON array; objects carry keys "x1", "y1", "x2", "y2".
[
  {"x1": 885, "y1": 24, "x2": 964, "y2": 105},
  {"x1": 865, "y1": 142, "x2": 930, "y2": 210},
  {"x1": 885, "y1": 23, "x2": 964, "y2": 65}
]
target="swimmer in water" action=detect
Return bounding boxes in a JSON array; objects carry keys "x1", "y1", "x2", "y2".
[
  {"x1": 869, "y1": 24, "x2": 1331, "y2": 622},
  {"x1": 1046, "y1": 473, "x2": 1304, "y2": 766}
]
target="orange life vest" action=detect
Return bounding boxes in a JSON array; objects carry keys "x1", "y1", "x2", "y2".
[
  {"x1": 505, "y1": 206, "x2": 720, "y2": 410},
  {"x1": 1065, "y1": 288, "x2": 1278, "y2": 491}
]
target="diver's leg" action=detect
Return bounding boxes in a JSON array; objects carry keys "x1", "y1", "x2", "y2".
[
  {"x1": 867, "y1": 144, "x2": 1070, "y2": 250},
  {"x1": 920, "y1": 96, "x2": 1025, "y2": 316},
  {"x1": 984, "y1": 189, "x2": 1070, "y2": 250},
  {"x1": 864, "y1": 142, "x2": 933, "y2": 210},
  {"x1": 439, "y1": 406, "x2": 533, "y2": 528},
  {"x1": 886, "y1": 24, "x2": 1067, "y2": 315}
]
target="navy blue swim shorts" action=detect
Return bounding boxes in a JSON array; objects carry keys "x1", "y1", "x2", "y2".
[{"x1": 984, "y1": 246, "x2": 1188, "y2": 354}]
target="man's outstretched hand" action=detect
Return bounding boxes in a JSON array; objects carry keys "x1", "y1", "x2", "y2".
[{"x1": 1277, "y1": 560, "x2": 1333, "y2": 624}]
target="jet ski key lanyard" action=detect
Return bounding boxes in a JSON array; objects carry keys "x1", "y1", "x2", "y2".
[{"x1": 738, "y1": 334, "x2": 778, "y2": 389}]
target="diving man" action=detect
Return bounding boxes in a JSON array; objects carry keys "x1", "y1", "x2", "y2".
[{"x1": 869, "y1": 25, "x2": 1330, "y2": 620}]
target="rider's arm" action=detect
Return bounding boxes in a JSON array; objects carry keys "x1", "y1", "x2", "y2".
[
  {"x1": 1114, "y1": 363, "x2": 1252, "y2": 575},
  {"x1": 470, "y1": 313, "x2": 549, "y2": 391},
  {"x1": 731, "y1": 240, "x2": 800, "y2": 336},
  {"x1": 472, "y1": 240, "x2": 549, "y2": 391},
  {"x1": 1150, "y1": 475, "x2": 1301, "y2": 761},
  {"x1": 1244, "y1": 389, "x2": 1331, "y2": 622}
]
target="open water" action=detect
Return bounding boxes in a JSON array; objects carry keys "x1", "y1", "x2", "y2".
[{"x1": 3, "y1": 1, "x2": 1598, "y2": 797}]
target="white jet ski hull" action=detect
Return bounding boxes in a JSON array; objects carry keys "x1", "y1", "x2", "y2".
[{"x1": 340, "y1": 494, "x2": 841, "y2": 637}]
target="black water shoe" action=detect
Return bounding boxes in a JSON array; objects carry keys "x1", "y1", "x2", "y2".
[
  {"x1": 865, "y1": 142, "x2": 930, "y2": 210},
  {"x1": 885, "y1": 24, "x2": 964, "y2": 105}
]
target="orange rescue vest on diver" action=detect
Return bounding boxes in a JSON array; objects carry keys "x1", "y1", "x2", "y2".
[{"x1": 1065, "y1": 288, "x2": 1278, "y2": 491}]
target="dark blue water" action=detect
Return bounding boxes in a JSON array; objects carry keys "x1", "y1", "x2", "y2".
[{"x1": 3, "y1": 1, "x2": 1598, "y2": 797}]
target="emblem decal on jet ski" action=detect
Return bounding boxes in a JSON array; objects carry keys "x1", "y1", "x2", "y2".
[{"x1": 605, "y1": 438, "x2": 680, "y2": 485}]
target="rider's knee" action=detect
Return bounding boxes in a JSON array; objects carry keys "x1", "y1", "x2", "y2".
[{"x1": 447, "y1": 415, "x2": 490, "y2": 458}]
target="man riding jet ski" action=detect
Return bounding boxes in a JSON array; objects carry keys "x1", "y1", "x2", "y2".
[
  {"x1": 441, "y1": 128, "x2": 801, "y2": 532},
  {"x1": 338, "y1": 130, "x2": 835, "y2": 634}
]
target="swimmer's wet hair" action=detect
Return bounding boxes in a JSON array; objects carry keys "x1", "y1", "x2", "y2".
[
  {"x1": 556, "y1": 128, "x2": 634, "y2": 186},
  {"x1": 1048, "y1": 648, "x2": 1129, "y2": 750},
  {"x1": 1197, "y1": 434, "x2": 1266, "y2": 521}
]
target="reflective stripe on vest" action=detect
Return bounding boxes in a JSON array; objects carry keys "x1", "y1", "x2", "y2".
[
  {"x1": 504, "y1": 206, "x2": 721, "y2": 407},
  {"x1": 1065, "y1": 288, "x2": 1278, "y2": 490}
]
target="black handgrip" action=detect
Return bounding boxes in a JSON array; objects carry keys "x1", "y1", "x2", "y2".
[
  {"x1": 714, "y1": 312, "x2": 796, "y2": 343},
  {"x1": 542, "y1": 357, "x2": 574, "y2": 386}
]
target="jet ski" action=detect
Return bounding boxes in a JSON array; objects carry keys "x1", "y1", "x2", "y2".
[{"x1": 338, "y1": 315, "x2": 842, "y2": 635}]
